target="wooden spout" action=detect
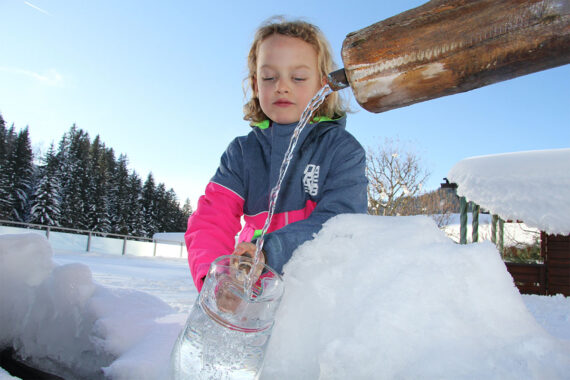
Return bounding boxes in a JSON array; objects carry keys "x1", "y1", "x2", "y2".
[{"x1": 341, "y1": 0, "x2": 570, "y2": 113}]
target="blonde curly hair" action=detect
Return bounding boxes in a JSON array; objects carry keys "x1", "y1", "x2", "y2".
[{"x1": 243, "y1": 17, "x2": 347, "y2": 124}]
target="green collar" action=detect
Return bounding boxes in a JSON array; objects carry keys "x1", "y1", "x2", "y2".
[
  {"x1": 252, "y1": 116, "x2": 336, "y2": 130},
  {"x1": 252, "y1": 120, "x2": 271, "y2": 129}
]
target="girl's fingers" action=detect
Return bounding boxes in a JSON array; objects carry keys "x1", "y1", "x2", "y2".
[
  {"x1": 230, "y1": 243, "x2": 265, "y2": 280},
  {"x1": 233, "y1": 242, "x2": 256, "y2": 257}
]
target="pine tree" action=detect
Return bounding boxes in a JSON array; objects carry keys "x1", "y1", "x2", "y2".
[
  {"x1": 0, "y1": 122, "x2": 18, "y2": 219},
  {"x1": 180, "y1": 198, "x2": 193, "y2": 229},
  {"x1": 109, "y1": 154, "x2": 131, "y2": 234},
  {"x1": 126, "y1": 171, "x2": 145, "y2": 236},
  {"x1": 169, "y1": 190, "x2": 188, "y2": 232},
  {"x1": 55, "y1": 128, "x2": 72, "y2": 225},
  {"x1": 0, "y1": 116, "x2": 12, "y2": 218},
  {"x1": 29, "y1": 144, "x2": 61, "y2": 225},
  {"x1": 141, "y1": 173, "x2": 157, "y2": 237},
  {"x1": 87, "y1": 135, "x2": 111, "y2": 232},
  {"x1": 182, "y1": 198, "x2": 193, "y2": 215},
  {"x1": 157, "y1": 188, "x2": 190, "y2": 233},
  {"x1": 58, "y1": 125, "x2": 91, "y2": 229},
  {"x1": 103, "y1": 147, "x2": 117, "y2": 230},
  {"x1": 154, "y1": 183, "x2": 168, "y2": 232},
  {"x1": 163, "y1": 187, "x2": 179, "y2": 232},
  {"x1": 0, "y1": 114, "x2": 6, "y2": 165},
  {"x1": 9, "y1": 127, "x2": 34, "y2": 221}
]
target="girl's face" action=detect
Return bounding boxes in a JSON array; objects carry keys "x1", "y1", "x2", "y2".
[{"x1": 254, "y1": 34, "x2": 323, "y2": 125}]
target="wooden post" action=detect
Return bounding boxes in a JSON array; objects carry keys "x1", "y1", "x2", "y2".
[
  {"x1": 472, "y1": 203, "x2": 480, "y2": 243},
  {"x1": 341, "y1": 0, "x2": 570, "y2": 113},
  {"x1": 87, "y1": 232, "x2": 92, "y2": 252},
  {"x1": 540, "y1": 231, "x2": 547, "y2": 259},
  {"x1": 460, "y1": 196, "x2": 467, "y2": 244},
  {"x1": 491, "y1": 214, "x2": 498, "y2": 244},
  {"x1": 498, "y1": 218, "x2": 505, "y2": 257}
]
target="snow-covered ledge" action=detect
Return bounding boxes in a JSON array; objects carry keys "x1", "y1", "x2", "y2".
[{"x1": 447, "y1": 148, "x2": 570, "y2": 236}]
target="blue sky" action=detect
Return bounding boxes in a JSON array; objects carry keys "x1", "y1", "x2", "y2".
[{"x1": 1, "y1": 0, "x2": 568, "y2": 207}]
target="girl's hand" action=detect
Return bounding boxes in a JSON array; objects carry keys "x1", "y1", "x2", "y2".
[
  {"x1": 232, "y1": 242, "x2": 266, "y2": 279},
  {"x1": 232, "y1": 242, "x2": 265, "y2": 282},
  {"x1": 216, "y1": 243, "x2": 266, "y2": 314},
  {"x1": 232, "y1": 242, "x2": 265, "y2": 263}
]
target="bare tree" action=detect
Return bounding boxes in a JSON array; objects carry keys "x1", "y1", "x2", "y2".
[
  {"x1": 416, "y1": 188, "x2": 458, "y2": 227},
  {"x1": 366, "y1": 138, "x2": 430, "y2": 216}
]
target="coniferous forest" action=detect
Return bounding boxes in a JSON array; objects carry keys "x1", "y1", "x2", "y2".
[{"x1": 0, "y1": 113, "x2": 193, "y2": 237}]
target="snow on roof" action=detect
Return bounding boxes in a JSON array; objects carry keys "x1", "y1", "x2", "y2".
[{"x1": 447, "y1": 148, "x2": 570, "y2": 235}]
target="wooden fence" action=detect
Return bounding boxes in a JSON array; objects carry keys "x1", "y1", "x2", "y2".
[
  {"x1": 505, "y1": 263, "x2": 546, "y2": 295},
  {"x1": 544, "y1": 233, "x2": 570, "y2": 296},
  {"x1": 505, "y1": 233, "x2": 570, "y2": 297},
  {"x1": 453, "y1": 194, "x2": 569, "y2": 297}
]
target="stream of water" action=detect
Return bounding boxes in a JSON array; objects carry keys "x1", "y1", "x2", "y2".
[{"x1": 244, "y1": 84, "x2": 334, "y2": 296}]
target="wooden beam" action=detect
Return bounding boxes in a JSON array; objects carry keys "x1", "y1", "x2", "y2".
[{"x1": 342, "y1": 0, "x2": 570, "y2": 113}]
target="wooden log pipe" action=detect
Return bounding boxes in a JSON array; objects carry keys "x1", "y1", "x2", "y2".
[{"x1": 329, "y1": 0, "x2": 570, "y2": 113}]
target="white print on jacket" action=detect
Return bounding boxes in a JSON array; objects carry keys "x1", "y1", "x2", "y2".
[{"x1": 303, "y1": 164, "x2": 320, "y2": 196}]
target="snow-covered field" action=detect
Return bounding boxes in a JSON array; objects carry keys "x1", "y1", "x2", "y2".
[{"x1": 1, "y1": 214, "x2": 569, "y2": 380}]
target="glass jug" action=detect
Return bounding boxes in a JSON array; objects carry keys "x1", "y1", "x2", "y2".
[{"x1": 171, "y1": 255, "x2": 284, "y2": 380}]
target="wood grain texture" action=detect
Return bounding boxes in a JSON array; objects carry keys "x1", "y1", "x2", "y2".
[{"x1": 341, "y1": 0, "x2": 570, "y2": 113}]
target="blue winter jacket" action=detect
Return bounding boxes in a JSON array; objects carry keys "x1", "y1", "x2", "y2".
[{"x1": 185, "y1": 115, "x2": 367, "y2": 289}]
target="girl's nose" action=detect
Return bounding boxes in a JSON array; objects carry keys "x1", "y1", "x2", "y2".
[{"x1": 276, "y1": 78, "x2": 290, "y2": 94}]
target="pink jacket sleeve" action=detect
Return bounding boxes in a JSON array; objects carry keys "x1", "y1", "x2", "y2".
[{"x1": 185, "y1": 182, "x2": 244, "y2": 291}]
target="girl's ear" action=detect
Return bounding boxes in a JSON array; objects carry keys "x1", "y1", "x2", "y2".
[
  {"x1": 321, "y1": 75, "x2": 327, "y2": 87},
  {"x1": 252, "y1": 75, "x2": 258, "y2": 96}
]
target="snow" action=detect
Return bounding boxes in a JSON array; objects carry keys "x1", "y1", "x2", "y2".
[
  {"x1": 447, "y1": 148, "x2": 570, "y2": 236},
  {"x1": 0, "y1": 233, "x2": 184, "y2": 380},
  {"x1": 0, "y1": 368, "x2": 19, "y2": 380},
  {"x1": 153, "y1": 232, "x2": 186, "y2": 244},
  {"x1": 523, "y1": 294, "x2": 570, "y2": 342},
  {"x1": 1, "y1": 215, "x2": 569, "y2": 379}
]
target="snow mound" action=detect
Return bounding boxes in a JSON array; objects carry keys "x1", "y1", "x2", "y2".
[
  {"x1": 447, "y1": 148, "x2": 570, "y2": 235},
  {"x1": 0, "y1": 367, "x2": 19, "y2": 380},
  {"x1": 263, "y1": 214, "x2": 570, "y2": 379},
  {"x1": 0, "y1": 234, "x2": 183, "y2": 380},
  {"x1": 2, "y1": 216, "x2": 570, "y2": 380}
]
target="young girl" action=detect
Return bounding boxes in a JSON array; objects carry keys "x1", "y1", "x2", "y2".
[{"x1": 186, "y1": 18, "x2": 368, "y2": 291}]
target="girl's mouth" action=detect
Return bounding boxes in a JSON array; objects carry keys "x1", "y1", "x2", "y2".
[{"x1": 274, "y1": 99, "x2": 293, "y2": 107}]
